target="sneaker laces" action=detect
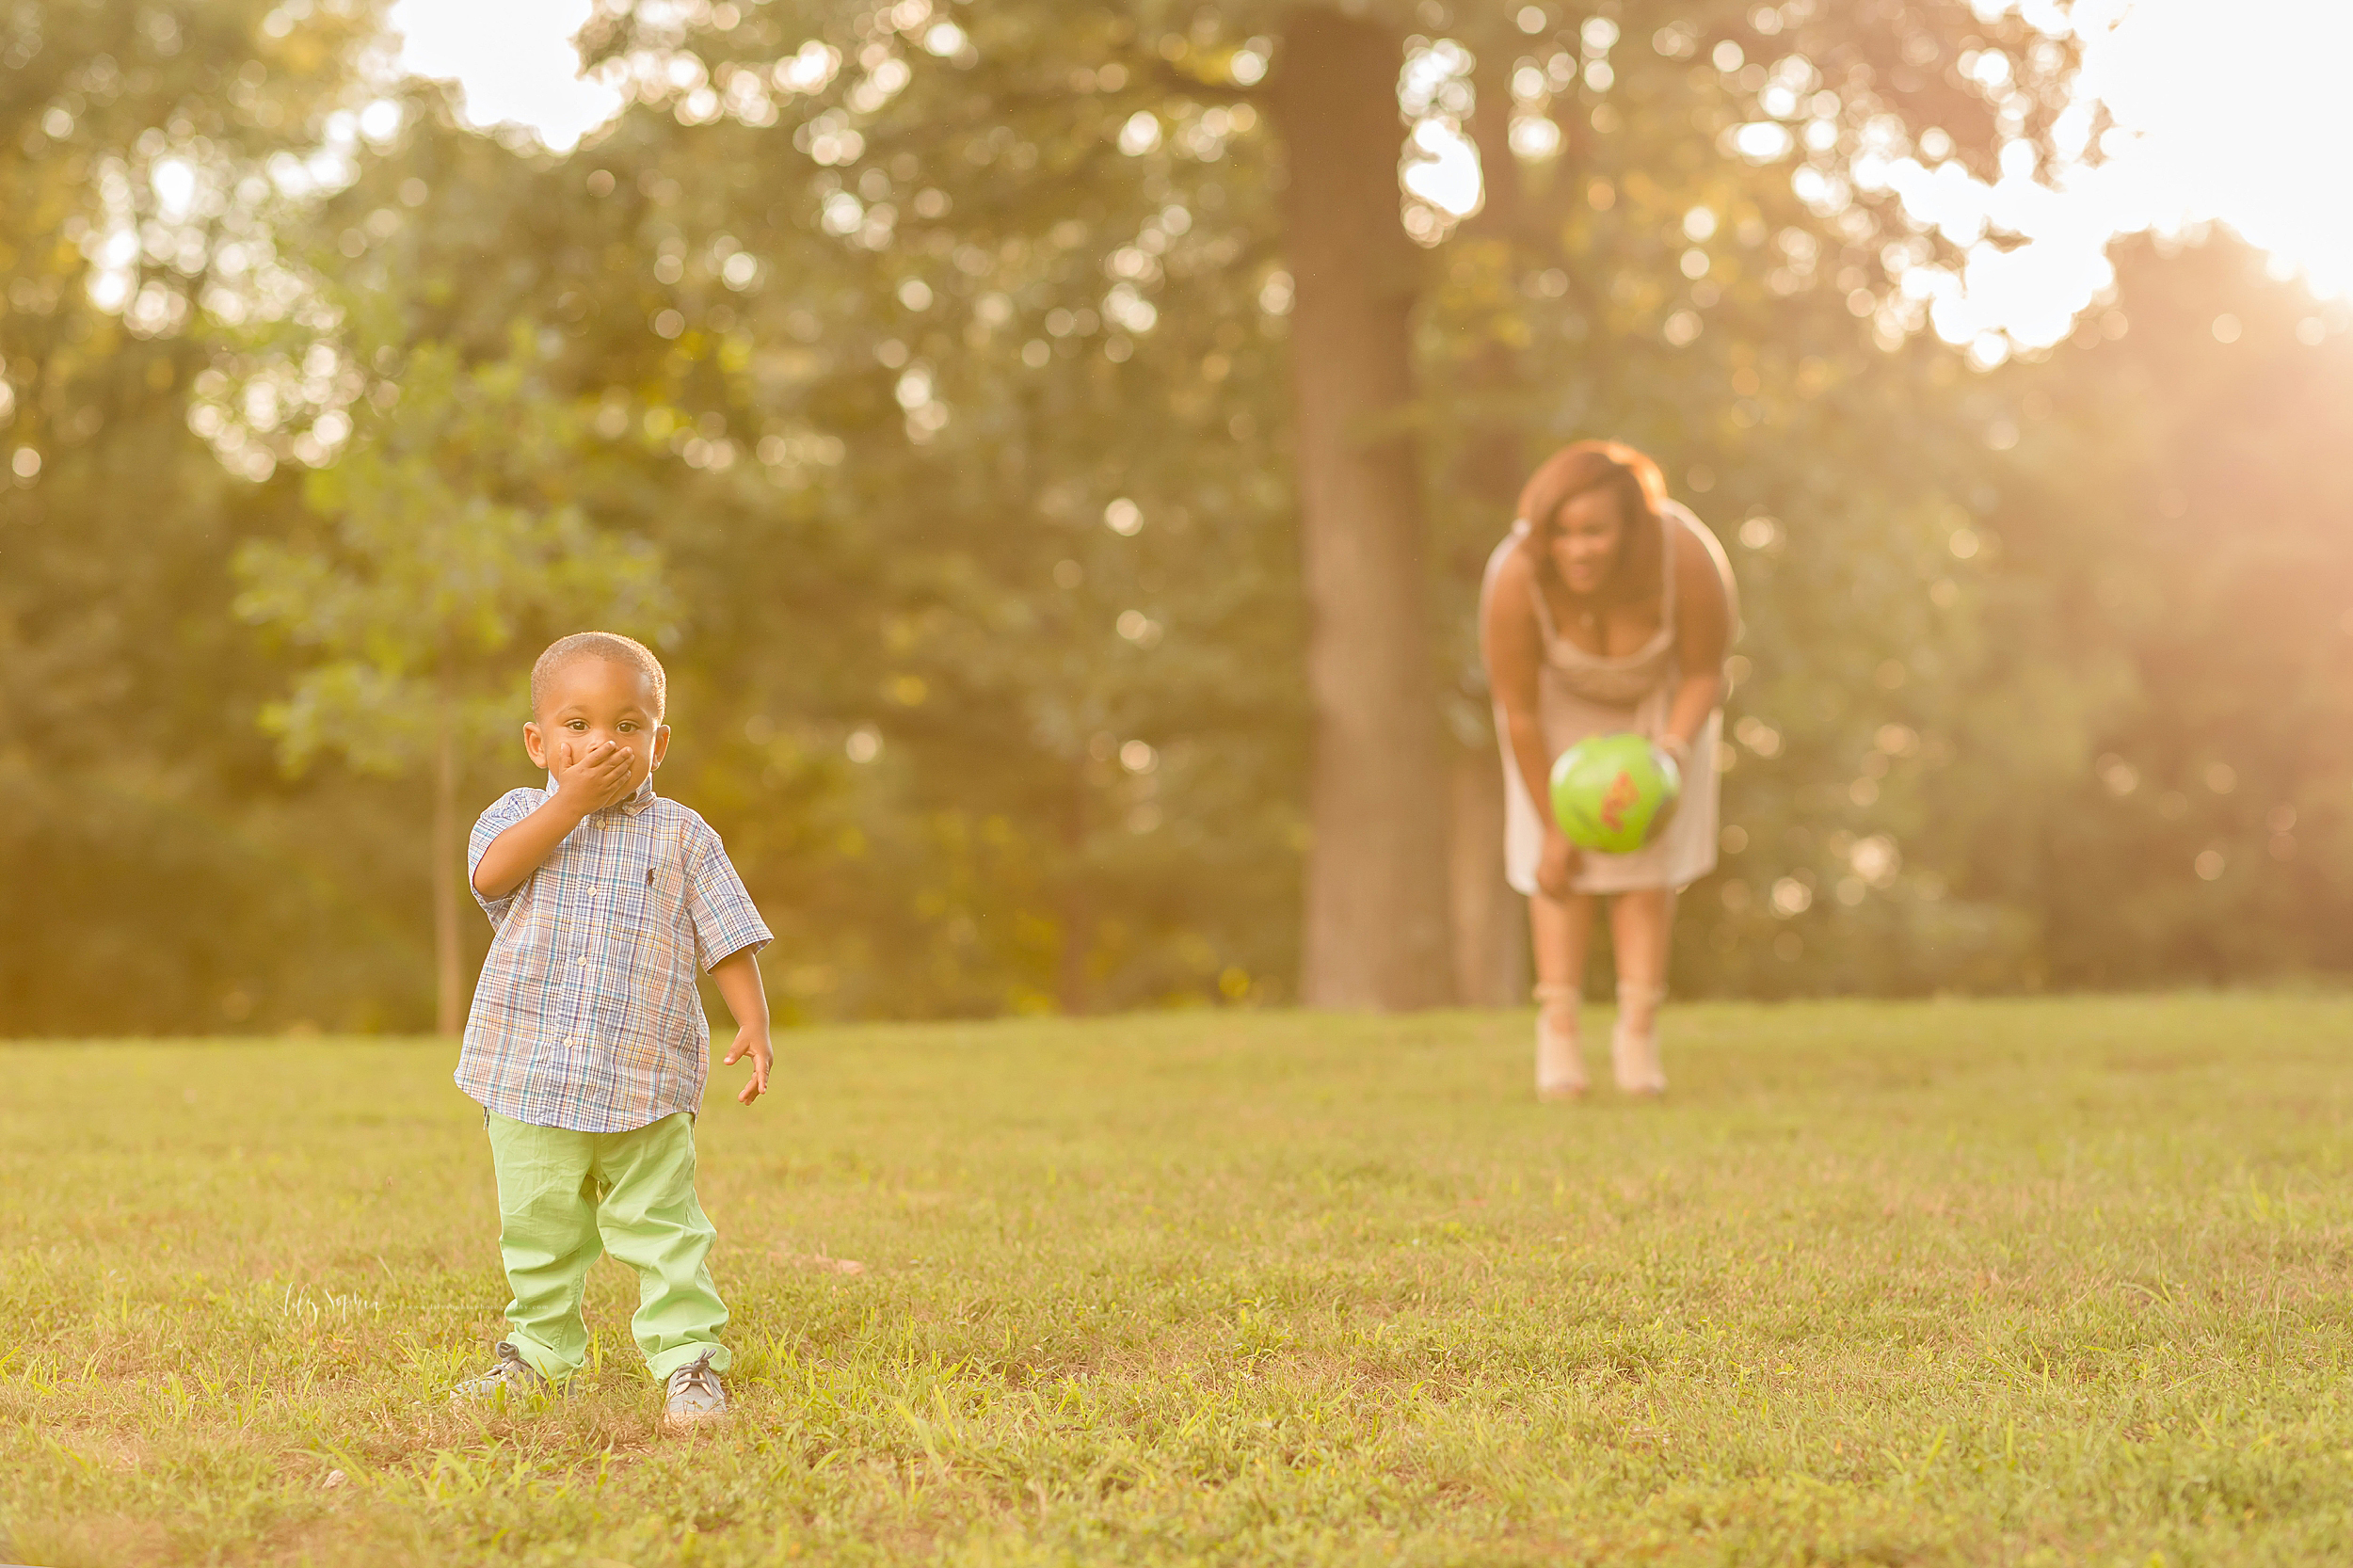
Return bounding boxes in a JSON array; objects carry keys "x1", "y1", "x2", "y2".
[
  {"x1": 667, "y1": 1352, "x2": 721, "y2": 1400},
  {"x1": 451, "y1": 1340, "x2": 545, "y2": 1406}
]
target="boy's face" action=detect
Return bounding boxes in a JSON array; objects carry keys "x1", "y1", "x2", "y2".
[{"x1": 522, "y1": 656, "x2": 669, "y2": 791}]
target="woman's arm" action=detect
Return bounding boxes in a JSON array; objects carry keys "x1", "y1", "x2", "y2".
[
  {"x1": 1481, "y1": 550, "x2": 1561, "y2": 825},
  {"x1": 1660, "y1": 514, "x2": 1739, "y2": 763},
  {"x1": 1481, "y1": 548, "x2": 1578, "y2": 897}
]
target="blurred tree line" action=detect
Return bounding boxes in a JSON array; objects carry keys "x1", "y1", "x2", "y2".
[{"x1": 5, "y1": 0, "x2": 2348, "y2": 1035}]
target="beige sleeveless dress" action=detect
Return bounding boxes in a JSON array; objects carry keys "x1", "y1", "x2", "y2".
[{"x1": 1481, "y1": 501, "x2": 1724, "y2": 897}]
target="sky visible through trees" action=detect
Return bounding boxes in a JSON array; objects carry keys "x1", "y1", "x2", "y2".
[{"x1": 392, "y1": 0, "x2": 2353, "y2": 324}]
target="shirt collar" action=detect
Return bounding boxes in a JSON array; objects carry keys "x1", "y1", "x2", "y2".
[{"x1": 546, "y1": 773, "x2": 661, "y2": 816}]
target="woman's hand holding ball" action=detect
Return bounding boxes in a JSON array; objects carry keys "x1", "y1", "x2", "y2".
[{"x1": 1538, "y1": 829, "x2": 1579, "y2": 901}]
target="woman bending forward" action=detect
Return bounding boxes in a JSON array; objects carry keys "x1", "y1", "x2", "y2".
[{"x1": 1479, "y1": 440, "x2": 1737, "y2": 1098}]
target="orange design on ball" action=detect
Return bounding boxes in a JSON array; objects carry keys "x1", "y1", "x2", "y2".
[{"x1": 1598, "y1": 770, "x2": 1641, "y2": 836}]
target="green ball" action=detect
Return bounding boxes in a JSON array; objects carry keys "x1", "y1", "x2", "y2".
[{"x1": 1549, "y1": 733, "x2": 1683, "y2": 854}]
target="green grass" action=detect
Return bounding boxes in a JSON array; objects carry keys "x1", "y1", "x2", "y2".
[{"x1": 6, "y1": 997, "x2": 2353, "y2": 1566}]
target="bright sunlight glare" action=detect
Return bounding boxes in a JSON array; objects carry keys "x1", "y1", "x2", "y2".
[
  {"x1": 387, "y1": 0, "x2": 623, "y2": 152},
  {"x1": 2078, "y1": 0, "x2": 2353, "y2": 301},
  {"x1": 1911, "y1": 0, "x2": 2353, "y2": 352}
]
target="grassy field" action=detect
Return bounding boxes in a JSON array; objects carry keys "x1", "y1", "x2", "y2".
[{"x1": 6, "y1": 997, "x2": 2353, "y2": 1566}]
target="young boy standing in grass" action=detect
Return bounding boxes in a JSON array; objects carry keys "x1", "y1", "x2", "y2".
[{"x1": 451, "y1": 632, "x2": 772, "y2": 1431}]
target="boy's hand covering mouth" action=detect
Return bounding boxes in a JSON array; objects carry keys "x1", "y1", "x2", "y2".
[{"x1": 555, "y1": 737, "x2": 638, "y2": 808}]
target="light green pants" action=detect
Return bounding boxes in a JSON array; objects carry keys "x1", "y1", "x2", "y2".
[{"x1": 485, "y1": 1109, "x2": 730, "y2": 1383}]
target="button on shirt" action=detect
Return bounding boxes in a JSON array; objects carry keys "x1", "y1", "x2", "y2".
[{"x1": 457, "y1": 776, "x2": 772, "y2": 1132}]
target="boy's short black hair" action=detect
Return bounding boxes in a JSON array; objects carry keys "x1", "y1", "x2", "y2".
[{"x1": 531, "y1": 632, "x2": 667, "y2": 721}]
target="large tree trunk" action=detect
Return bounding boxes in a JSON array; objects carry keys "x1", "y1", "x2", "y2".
[
  {"x1": 1447, "y1": 50, "x2": 1533, "y2": 1008},
  {"x1": 1273, "y1": 6, "x2": 1454, "y2": 1010},
  {"x1": 432, "y1": 696, "x2": 462, "y2": 1036}
]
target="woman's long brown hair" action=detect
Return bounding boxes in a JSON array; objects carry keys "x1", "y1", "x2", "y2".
[{"x1": 1516, "y1": 440, "x2": 1670, "y2": 604}]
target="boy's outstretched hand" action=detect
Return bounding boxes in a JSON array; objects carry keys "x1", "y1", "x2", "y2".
[
  {"x1": 710, "y1": 948, "x2": 773, "y2": 1107},
  {"x1": 724, "y1": 1027, "x2": 772, "y2": 1105}
]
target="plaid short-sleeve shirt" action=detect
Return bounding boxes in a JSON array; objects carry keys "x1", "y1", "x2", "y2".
[{"x1": 457, "y1": 776, "x2": 772, "y2": 1132}]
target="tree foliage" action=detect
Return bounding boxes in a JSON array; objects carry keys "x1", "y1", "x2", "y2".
[
  {"x1": 4, "y1": 0, "x2": 2349, "y2": 1033},
  {"x1": 234, "y1": 339, "x2": 670, "y2": 776},
  {"x1": 0, "y1": 0, "x2": 422, "y2": 1035}
]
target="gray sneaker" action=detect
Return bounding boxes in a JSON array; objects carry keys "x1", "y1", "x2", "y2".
[
  {"x1": 662, "y1": 1350, "x2": 728, "y2": 1430},
  {"x1": 450, "y1": 1340, "x2": 554, "y2": 1411}
]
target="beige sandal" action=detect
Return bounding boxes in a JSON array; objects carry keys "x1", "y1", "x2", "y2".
[
  {"x1": 1611, "y1": 982, "x2": 1668, "y2": 1095},
  {"x1": 1534, "y1": 983, "x2": 1587, "y2": 1100}
]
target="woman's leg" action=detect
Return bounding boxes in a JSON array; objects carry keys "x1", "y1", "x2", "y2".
[
  {"x1": 1606, "y1": 888, "x2": 1675, "y2": 1093},
  {"x1": 1529, "y1": 889, "x2": 1597, "y2": 1098}
]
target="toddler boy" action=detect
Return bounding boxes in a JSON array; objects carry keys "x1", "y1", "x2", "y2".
[{"x1": 451, "y1": 632, "x2": 772, "y2": 1430}]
